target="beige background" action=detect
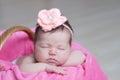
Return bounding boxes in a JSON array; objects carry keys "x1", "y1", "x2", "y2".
[{"x1": 0, "y1": 0, "x2": 120, "y2": 80}]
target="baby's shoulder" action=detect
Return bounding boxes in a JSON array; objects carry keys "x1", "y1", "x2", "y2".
[
  {"x1": 23, "y1": 54, "x2": 35, "y2": 62},
  {"x1": 16, "y1": 54, "x2": 35, "y2": 65},
  {"x1": 71, "y1": 50, "x2": 84, "y2": 54},
  {"x1": 71, "y1": 50, "x2": 86, "y2": 59}
]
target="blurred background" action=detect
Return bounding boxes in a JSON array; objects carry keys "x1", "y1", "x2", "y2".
[{"x1": 0, "y1": 0, "x2": 120, "y2": 79}]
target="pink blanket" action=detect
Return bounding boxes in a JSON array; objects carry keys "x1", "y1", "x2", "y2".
[{"x1": 0, "y1": 30, "x2": 108, "y2": 80}]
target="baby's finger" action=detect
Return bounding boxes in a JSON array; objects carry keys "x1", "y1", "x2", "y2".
[{"x1": 54, "y1": 67, "x2": 66, "y2": 75}]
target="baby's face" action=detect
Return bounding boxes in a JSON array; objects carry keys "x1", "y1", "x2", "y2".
[{"x1": 34, "y1": 31, "x2": 71, "y2": 66}]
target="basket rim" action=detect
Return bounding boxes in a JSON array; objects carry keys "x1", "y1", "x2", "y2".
[{"x1": 0, "y1": 26, "x2": 34, "y2": 51}]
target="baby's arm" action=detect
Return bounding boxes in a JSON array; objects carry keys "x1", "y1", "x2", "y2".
[
  {"x1": 17, "y1": 55, "x2": 46, "y2": 73},
  {"x1": 63, "y1": 50, "x2": 86, "y2": 66},
  {"x1": 16, "y1": 54, "x2": 65, "y2": 74}
]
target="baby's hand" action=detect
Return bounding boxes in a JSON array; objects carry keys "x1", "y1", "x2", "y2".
[{"x1": 45, "y1": 64, "x2": 66, "y2": 75}]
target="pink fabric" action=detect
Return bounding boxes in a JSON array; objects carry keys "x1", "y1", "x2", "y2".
[
  {"x1": 0, "y1": 29, "x2": 35, "y2": 61},
  {"x1": 0, "y1": 30, "x2": 108, "y2": 80}
]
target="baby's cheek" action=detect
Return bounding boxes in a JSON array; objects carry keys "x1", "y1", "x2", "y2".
[{"x1": 60, "y1": 53, "x2": 69, "y2": 62}]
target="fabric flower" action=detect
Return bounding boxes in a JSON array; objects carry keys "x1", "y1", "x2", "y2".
[{"x1": 37, "y1": 8, "x2": 67, "y2": 32}]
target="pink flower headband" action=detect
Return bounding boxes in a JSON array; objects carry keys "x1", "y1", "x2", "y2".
[{"x1": 37, "y1": 8, "x2": 73, "y2": 35}]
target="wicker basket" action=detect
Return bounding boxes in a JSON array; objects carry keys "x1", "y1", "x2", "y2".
[{"x1": 0, "y1": 26, "x2": 34, "y2": 51}]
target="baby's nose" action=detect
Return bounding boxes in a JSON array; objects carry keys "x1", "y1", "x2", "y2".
[{"x1": 49, "y1": 48, "x2": 57, "y2": 55}]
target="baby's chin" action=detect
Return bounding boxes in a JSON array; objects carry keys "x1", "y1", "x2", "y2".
[{"x1": 48, "y1": 63, "x2": 56, "y2": 66}]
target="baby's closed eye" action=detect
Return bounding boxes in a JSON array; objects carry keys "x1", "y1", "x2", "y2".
[
  {"x1": 57, "y1": 46, "x2": 66, "y2": 50},
  {"x1": 40, "y1": 45, "x2": 49, "y2": 48},
  {"x1": 38, "y1": 43, "x2": 50, "y2": 48}
]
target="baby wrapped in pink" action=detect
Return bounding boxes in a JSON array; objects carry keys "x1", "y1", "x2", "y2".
[{"x1": 0, "y1": 30, "x2": 108, "y2": 80}]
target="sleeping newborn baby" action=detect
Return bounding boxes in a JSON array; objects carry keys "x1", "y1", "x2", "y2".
[{"x1": 16, "y1": 8, "x2": 86, "y2": 75}]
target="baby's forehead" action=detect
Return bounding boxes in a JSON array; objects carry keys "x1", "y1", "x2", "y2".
[
  {"x1": 41, "y1": 31, "x2": 70, "y2": 38},
  {"x1": 39, "y1": 28, "x2": 71, "y2": 37},
  {"x1": 37, "y1": 32, "x2": 70, "y2": 44}
]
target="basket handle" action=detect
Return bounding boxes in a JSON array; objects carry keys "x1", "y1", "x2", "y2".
[{"x1": 0, "y1": 26, "x2": 34, "y2": 51}]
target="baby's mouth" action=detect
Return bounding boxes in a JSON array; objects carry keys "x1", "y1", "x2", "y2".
[{"x1": 47, "y1": 58, "x2": 57, "y2": 64}]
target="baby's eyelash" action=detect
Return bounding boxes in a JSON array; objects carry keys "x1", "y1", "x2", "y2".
[
  {"x1": 57, "y1": 47, "x2": 65, "y2": 50},
  {"x1": 40, "y1": 45, "x2": 49, "y2": 48}
]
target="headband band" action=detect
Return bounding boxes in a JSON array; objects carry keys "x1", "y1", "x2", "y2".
[
  {"x1": 62, "y1": 24, "x2": 73, "y2": 36},
  {"x1": 37, "y1": 8, "x2": 73, "y2": 35}
]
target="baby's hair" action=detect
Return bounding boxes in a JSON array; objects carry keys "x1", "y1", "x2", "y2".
[{"x1": 34, "y1": 20, "x2": 73, "y2": 46}]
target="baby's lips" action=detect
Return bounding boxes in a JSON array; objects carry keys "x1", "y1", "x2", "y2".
[{"x1": 47, "y1": 58, "x2": 57, "y2": 63}]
